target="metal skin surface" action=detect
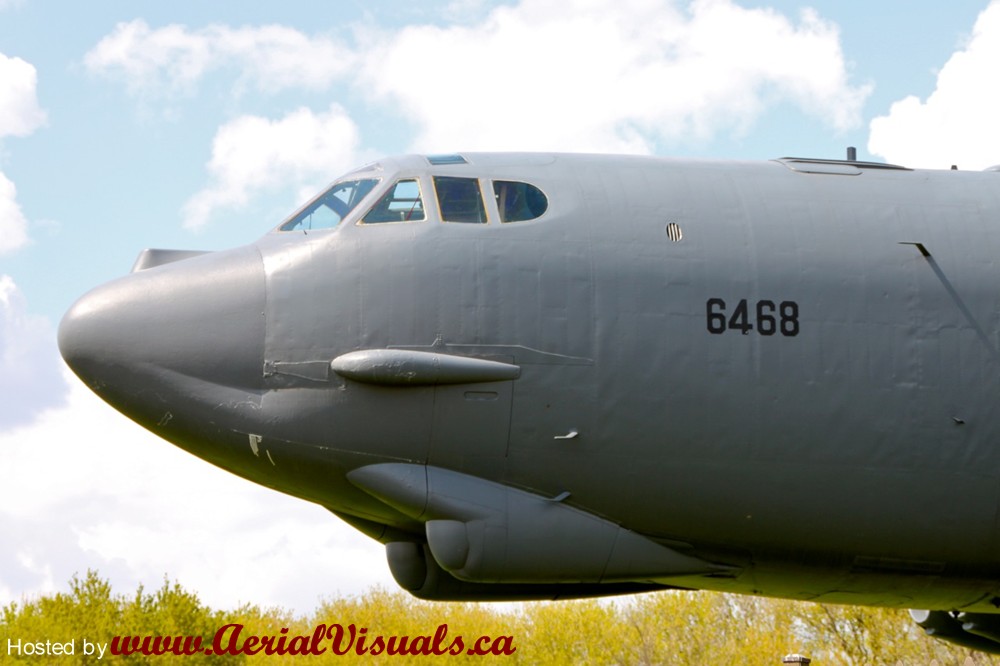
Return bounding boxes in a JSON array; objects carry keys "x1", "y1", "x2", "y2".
[{"x1": 58, "y1": 153, "x2": 1000, "y2": 636}]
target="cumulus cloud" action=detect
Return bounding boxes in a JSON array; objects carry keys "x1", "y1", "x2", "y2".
[
  {"x1": 0, "y1": 276, "x2": 67, "y2": 429},
  {"x1": 0, "y1": 173, "x2": 29, "y2": 255},
  {"x1": 0, "y1": 52, "x2": 45, "y2": 139},
  {"x1": 868, "y1": 1, "x2": 1000, "y2": 170},
  {"x1": 0, "y1": 52, "x2": 45, "y2": 254},
  {"x1": 359, "y1": 0, "x2": 871, "y2": 153},
  {"x1": 90, "y1": 1, "x2": 869, "y2": 227},
  {"x1": 0, "y1": 370, "x2": 390, "y2": 612},
  {"x1": 84, "y1": 19, "x2": 355, "y2": 98},
  {"x1": 87, "y1": 2, "x2": 868, "y2": 157},
  {"x1": 182, "y1": 104, "x2": 362, "y2": 230}
]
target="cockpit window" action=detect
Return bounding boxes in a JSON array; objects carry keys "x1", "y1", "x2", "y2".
[
  {"x1": 494, "y1": 181, "x2": 548, "y2": 222},
  {"x1": 426, "y1": 154, "x2": 468, "y2": 165},
  {"x1": 362, "y1": 179, "x2": 426, "y2": 223},
  {"x1": 434, "y1": 176, "x2": 487, "y2": 224},
  {"x1": 279, "y1": 178, "x2": 378, "y2": 232}
]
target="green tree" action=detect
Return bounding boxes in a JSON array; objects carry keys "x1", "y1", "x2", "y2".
[{"x1": 6, "y1": 571, "x2": 1000, "y2": 664}]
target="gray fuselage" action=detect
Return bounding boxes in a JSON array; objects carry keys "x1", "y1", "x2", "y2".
[{"x1": 59, "y1": 153, "x2": 1000, "y2": 613}]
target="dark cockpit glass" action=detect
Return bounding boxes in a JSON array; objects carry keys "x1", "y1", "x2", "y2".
[
  {"x1": 279, "y1": 178, "x2": 378, "y2": 232},
  {"x1": 435, "y1": 176, "x2": 486, "y2": 223},
  {"x1": 494, "y1": 181, "x2": 548, "y2": 222}
]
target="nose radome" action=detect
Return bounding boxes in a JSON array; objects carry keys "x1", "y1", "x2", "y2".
[{"x1": 59, "y1": 245, "x2": 266, "y2": 399}]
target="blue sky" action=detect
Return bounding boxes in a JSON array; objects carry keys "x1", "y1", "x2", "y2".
[{"x1": 3, "y1": 0, "x2": 1000, "y2": 613}]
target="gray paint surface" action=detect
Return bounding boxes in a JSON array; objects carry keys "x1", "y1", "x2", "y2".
[{"x1": 58, "y1": 152, "x2": 1000, "y2": 649}]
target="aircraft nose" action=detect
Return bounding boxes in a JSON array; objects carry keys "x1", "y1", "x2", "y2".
[{"x1": 59, "y1": 245, "x2": 266, "y2": 420}]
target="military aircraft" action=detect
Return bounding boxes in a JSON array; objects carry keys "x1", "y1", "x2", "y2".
[{"x1": 58, "y1": 151, "x2": 1000, "y2": 653}]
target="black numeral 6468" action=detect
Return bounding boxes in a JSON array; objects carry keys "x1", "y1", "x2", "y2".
[{"x1": 706, "y1": 298, "x2": 799, "y2": 336}]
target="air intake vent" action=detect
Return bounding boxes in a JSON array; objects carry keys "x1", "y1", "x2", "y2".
[{"x1": 666, "y1": 222, "x2": 683, "y2": 242}]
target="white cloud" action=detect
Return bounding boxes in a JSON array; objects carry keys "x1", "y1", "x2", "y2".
[
  {"x1": 868, "y1": 1, "x2": 1000, "y2": 170},
  {"x1": 0, "y1": 369, "x2": 391, "y2": 613},
  {"x1": 89, "y1": 3, "x2": 869, "y2": 228},
  {"x1": 84, "y1": 19, "x2": 355, "y2": 98},
  {"x1": 0, "y1": 276, "x2": 66, "y2": 428},
  {"x1": 0, "y1": 51, "x2": 45, "y2": 139},
  {"x1": 182, "y1": 104, "x2": 362, "y2": 230},
  {"x1": 358, "y1": 0, "x2": 870, "y2": 153},
  {"x1": 0, "y1": 52, "x2": 45, "y2": 254},
  {"x1": 0, "y1": 172, "x2": 29, "y2": 255},
  {"x1": 87, "y1": 3, "x2": 868, "y2": 157}
]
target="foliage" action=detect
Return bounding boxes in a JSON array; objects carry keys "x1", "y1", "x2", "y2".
[
  {"x1": 1, "y1": 571, "x2": 239, "y2": 664},
  {"x1": 3, "y1": 571, "x2": 1000, "y2": 664}
]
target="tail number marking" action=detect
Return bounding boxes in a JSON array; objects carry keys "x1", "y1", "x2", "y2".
[{"x1": 706, "y1": 299, "x2": 799, "y2": 337}]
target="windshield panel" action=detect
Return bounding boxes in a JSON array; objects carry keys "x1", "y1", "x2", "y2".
[
  {"x1": 362, "y1": 179, "x2": 426, "y2": 223},
  {"x1": 279, "y1": 178, "x2": 378, "y2": 232}
]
